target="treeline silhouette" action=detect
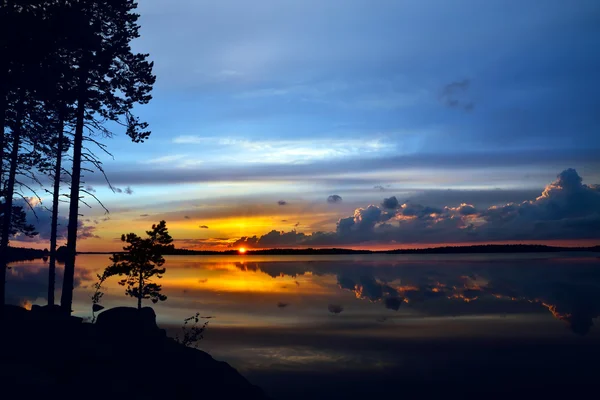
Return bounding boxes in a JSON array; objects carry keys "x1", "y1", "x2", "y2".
[
  {"x1": 74, "y1": 244, "x2": 600, "y2": 256},
  {"x1": 0, "y1": 0, "x2": 155, "y2": 313}
]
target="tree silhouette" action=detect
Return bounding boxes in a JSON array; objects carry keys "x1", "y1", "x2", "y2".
[
  {"x1": 60, "y1": 0, "x2": 156, "y2": 315},
  {"x1": 104, "y1": 221, "x2": 173, "y2": 309},
  {"x1": 0, "y1": 1, "x2": 54, "y2": 307}
]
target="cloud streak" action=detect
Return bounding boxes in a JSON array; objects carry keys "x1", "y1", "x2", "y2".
[{"x1": 85, "y1": 149, "x2": 599, "y2": 186}]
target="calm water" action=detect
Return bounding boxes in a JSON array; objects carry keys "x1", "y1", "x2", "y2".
[{"x1": 7, "y1": 253, "x2": 600, "y2": 398}]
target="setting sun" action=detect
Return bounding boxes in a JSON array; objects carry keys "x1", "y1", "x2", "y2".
[{"x1": 238, "y1": 247, "x2": 247, "y2": 254}]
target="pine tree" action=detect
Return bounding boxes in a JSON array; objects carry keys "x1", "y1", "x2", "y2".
[
  {"x1": 0, "y1": 1, "x2": 54, "y2": 308},
  {"x1": 104, "y1": 221, "x2": 173, "y2": 309},
  {"x1": 60, "y1": 0, "x2": 155, "y2": 314}
]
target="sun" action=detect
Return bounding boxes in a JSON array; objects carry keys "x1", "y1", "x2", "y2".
[{"x1": 238, "y1": 247, "x2": 247, "y2": 254}]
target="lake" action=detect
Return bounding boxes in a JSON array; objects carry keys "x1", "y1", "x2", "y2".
[{"x1": 7, "y1": 253, "x2": 600, "y2": 398}]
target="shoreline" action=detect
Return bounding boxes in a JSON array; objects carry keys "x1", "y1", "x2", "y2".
[{"x1": 5, "y1": 244, "x2": 599, "y2": 263}]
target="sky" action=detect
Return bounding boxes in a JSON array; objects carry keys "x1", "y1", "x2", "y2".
[{"x1": 14, "y1": 0, "x2": 600, "y2": 251}]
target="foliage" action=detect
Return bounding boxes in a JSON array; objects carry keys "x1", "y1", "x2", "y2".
[
  {"x1": 0, "y1": 203, "x2": 37, "y2": 238},
  {"x1": 90, "y1": 271, "x2": 108, "y2": 323},
  {"x1": 103, "y1": 221, "x2": 173, "y2": 309},
  {"x1": 175, "y1": 313, "x2": 212, "y2": 349}
]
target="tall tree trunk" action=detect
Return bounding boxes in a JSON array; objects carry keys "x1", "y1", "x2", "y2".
[
  {"x1": 48, "y1": 112, "x2": 65, "y2": 306},
  {"x1": 0, "y1": 93, "x2": 5, "y2": 192},
  {"x1": 0, "y1": 99, "x2": 23, "y2": 308},
  {"x1": 60, "y1": 88, "x2": 85, "y2": 315},
  {"x1": 138, "y1": 270, "x2": 143, "y2": 310},
  {"x1": 0, "y1": 18, "x2": 7, "y2": 191}
]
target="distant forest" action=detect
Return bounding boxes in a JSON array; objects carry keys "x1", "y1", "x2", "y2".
[{"x1": 7, "y1": 243, "x2": 599, "y2": 262}]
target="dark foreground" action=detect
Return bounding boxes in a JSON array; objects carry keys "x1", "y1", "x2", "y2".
[
  {"x1": 0, "y1": 306, "x2": 267, "y2": 400},
  {"x1": 2, "y1": 306, "x2": 599, "y2": 399},
  {"x1": 242, "y1": 334, "x2": 600, "y2": 399}
]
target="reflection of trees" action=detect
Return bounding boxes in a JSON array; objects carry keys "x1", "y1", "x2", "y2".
[
  {"x1": 5, "y1": 264, "x2": 91, "y2": 307},
  {"x1": 234, "y1": 259, "x2": 600, "y2": 335}
]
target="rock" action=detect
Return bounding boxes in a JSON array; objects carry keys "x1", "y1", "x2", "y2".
[
  {"x1": 0, "y1": 306, "x2": 269, "y2": 399},
  {"x1": 96, "y1": 306, "x2": 164, "y2": 338}
]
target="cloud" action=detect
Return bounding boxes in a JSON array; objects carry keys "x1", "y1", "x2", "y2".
[
  {"x1": 13, "y1": 199, "x2": 100, "y2": 243},
  {"x1": 440, "y1": 79, "x2": 474, "y2": 111},
  {"x1": 229, "y1": 169, "x2": 600, "y2": 248},
  {"x1": 327, "y1": 195, "x2": 343, "y2": 203},
  {"x1": 140, "y1": 214, "x2": 150, "y2": 217},
  {"x1": 84, "y1": 149, "x2": 600, "y2": 186},
  {"x1": 85, "y1": 185, "x2": 96, "y2": 193},
  {"x1": 381, "y1": 196, "x2": 399, "y2": 209},
  {"x1": 328, "y1": 304, "x2": 344, "y2": 314},
  {"x1": 277, "y1": 200, "x2": 288, "y2": 206},
  {"x1": 384, "y1": 297, "x2": 403, "y2": 311},
  {"x1": 199, "y1": 225, "x2": 209, "y2": 229},
  {"x1": 184, "y1": 215, "x2": 191, "y2": 219},
  {"x1": 111, "y1": 186, "x2": 134, "y2": 195},
  {"x1": 374, "y1": 185, "x2": 385, "y2": 191},
  {"x1": 277, "y1": 302, "x2": 289, "y2": 308}
]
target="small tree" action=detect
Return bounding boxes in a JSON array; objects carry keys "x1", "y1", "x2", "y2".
[{"x1": 104, "y1": 221, "x2": 173, "y2": 309}]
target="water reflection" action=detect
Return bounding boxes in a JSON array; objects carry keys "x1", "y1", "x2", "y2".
[
  {"x1": 6, "y1": 254, "x2": 600, "y2": 398},
  {"x1": 232, "y1": 256, "x2": 600, "y2": 335},
  {"x1": 7, "y1": 254, "x2": 600, "y2": 335}
]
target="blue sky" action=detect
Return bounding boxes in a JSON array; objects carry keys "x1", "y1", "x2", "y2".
[{"x1": 17, "y1": 0, "x2": 600, "y2": 250}]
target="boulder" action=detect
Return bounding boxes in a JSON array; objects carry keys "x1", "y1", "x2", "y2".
[{"x1": 96, "y1": 306, "x2": 165, "y2": 339}]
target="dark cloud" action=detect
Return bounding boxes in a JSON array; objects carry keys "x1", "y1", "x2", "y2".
[
  {"x1": 374, "y1": 185, "x2": 385, "y2": 191},
  {"x1": 85, "y1": 185, "x2": 96, "y2": 193},
  {"x1": 124, "y1": 186, "x2": 134, "y2": 195},
  {"x1": 140, "y1": 214, "x2": 150, "y2": 217},
  {"x1": 327, "y1": 195, "x2": 343, "y2": 203},
  {"x1": 277, "y1": 302, "x2": 289, "y2": 308},
  {"x1": 440, "y1": 79, "x2": 474, "y2": 111},
  {"x1": 113, "y1": 187, "x2": 123, "y2": 193},
  {"x1": 199, "y1": 225, "x2": 209, "y2": 229},
  {"x1": 230, "y1": 169, "x2": 600, "y2": 247},
  {"x1": 384, "y1": 297, "x2": 403, "y2": 311},
  {"x1": 406, "y1": 189, "x2": 541, "y2": 210},
  {"x1": 78, "y1": 225, "x2": 100, "y2": 240},
  {"x1": 277, "y1": 200, "x2": 288, "y2": 206},
  {"x1": 328, "y1": 304, "x2": 344, "y2": 314},
  {"x1": 184, "y1": 215, "x2": 191, "y2": 219},
  {"x1": 281, "y1": 220, "x2": 288, "y2": 222},
  {"x1": 198, "y1": 279, "x2": 208, "y2": 283},
  {"x1": 381, "y1": 196, "x2": 399, "y2": 209},
  {"x1": 13, "y1": 199, "x2": 99, "y2": 243}
]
